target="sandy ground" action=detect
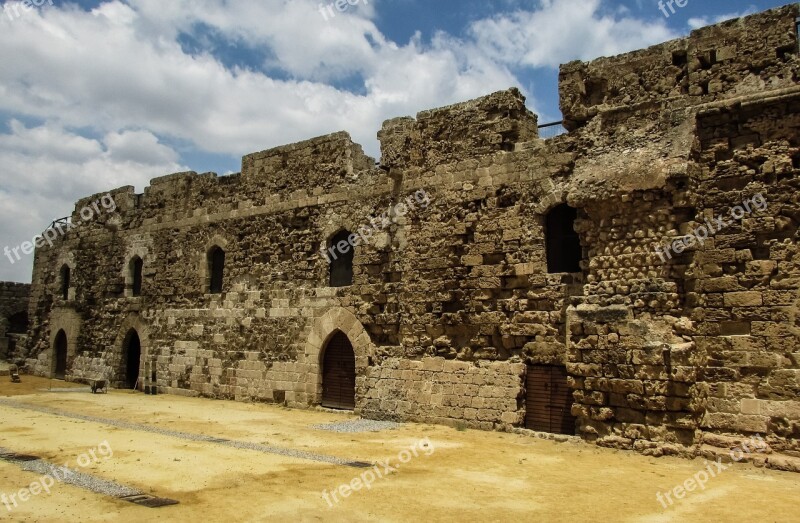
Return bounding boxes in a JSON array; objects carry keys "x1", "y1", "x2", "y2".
[{"x1": 0, "y1": 377, "x2": 797, "y2": 522}]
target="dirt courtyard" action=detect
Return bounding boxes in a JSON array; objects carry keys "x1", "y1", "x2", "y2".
[{"x1": 0, "y1": 377, "x2": 796, "y2": 522}]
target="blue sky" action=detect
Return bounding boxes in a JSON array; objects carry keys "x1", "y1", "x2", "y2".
[{"x1": 0, "y1": 0, "x2": 791, "y2": 281}]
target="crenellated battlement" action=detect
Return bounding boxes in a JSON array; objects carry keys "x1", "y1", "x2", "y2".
[
  {"x1": 378, "y1": 88, "x2": 539, "y2": 170},
  {"x1": 242, "y1": 131, "x2": 375, "y2": 192},
  {"x1": 47, "y1": 5, "x2": 800, "y2": 233}
]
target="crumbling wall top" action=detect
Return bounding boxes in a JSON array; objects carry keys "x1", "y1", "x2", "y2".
[
  {"x1": 559, "y1": 4, "x2": 800, "y2": 130},
  {"x1": 378, "y1": 88, "x2": 539, "y2": 170},
  {"x1": 241, "y1": 131, "x2": 376, "y2": 193}
]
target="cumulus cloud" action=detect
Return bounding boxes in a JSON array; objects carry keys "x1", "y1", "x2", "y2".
[
  {"x1": 687, "y1": 7, "x2": 759, "y2": 30},
  {"x1": 0, "y1": 0, "x2": 685, "y2": 281},
  {"x1": 0, "y1": 121, "x2": 185, "y2": 281},
  {"x1": 0, "y1": 0, "x2": 520, "y2": 156},
  {"x1": 468, "y1": 0, "x2": 677, "y2": 68}
]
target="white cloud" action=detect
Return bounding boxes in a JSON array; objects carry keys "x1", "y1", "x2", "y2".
[
  {"x1": 0, "y1": 0, "x2": 520, "y2": 157},
  {"x1": 468, "y1": 0, "x2": 678, "y2": 68},
  {"x1": 103, "y1": 129, "x2": 180, "y2": 164},
  {"x1": 0, "y1": 0, "x2": 687, "y2": 281},
  {"x1": 0, "y1": 121, "x2": 185, "y2": 281},
  {"x1": 687, "y1": 7, "x2": 758, "y2": 30}
]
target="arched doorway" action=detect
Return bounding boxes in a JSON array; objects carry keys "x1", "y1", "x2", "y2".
[
  {"x1": 124, "y1": 329, "x2": 141, "y2": 389},
  {"x1": 321, "y1": 331, "x2": 356, "y2": 410},
  {"x1": 54, "y1": 330, "x2": 68, "y2": 380}
]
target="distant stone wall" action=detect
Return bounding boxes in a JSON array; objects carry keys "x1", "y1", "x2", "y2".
[
  {"x1": 0, "y1": 282, "x2": 30, "y2": 362},
  {"x1": 241, "y1": 131, "x2": 376, "y2": 192}
]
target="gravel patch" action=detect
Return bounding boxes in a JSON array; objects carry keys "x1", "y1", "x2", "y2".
[
  {"x1": 22, "y1": 460, "x2": 142, "y2": 498},
  {"x1": 0, "y1": 398, "x2": 369, "y2": 468},
  {"x1": 40, "y1": 387, "x2": 92, "y2": 393},
  {"x1": 312, "y1": 419, "x2": 403, "y2": 433},
  {"x1": 0, "y1": 446, "x2": 141, "y2": 498}
]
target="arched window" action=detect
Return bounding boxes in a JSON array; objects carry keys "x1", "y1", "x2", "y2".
[
  {"x1": 59, "y1": 265, "x2": 71, "y2": 300},
  {"x1": 130, "y1": 257, "x2": 143, "y2": 297},
  {"x1": 208, "y1": 246, "x2": 225, "y2": 294},
  {"x1": 328, "y1": 230, "x2": 354, "y2": 288},
  {"x1": 545, "y1": 204, "x2": 582, "y2": 274}
]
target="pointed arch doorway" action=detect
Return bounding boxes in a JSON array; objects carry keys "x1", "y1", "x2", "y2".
[
  {"x1": 54, "y1": 329, "x2": 68, "y2": 380},
  {"x1": 123, "y1": 329, "x2": 142, "y2": 389},
  {"x1": 321, "y1": 331, "x2": 356, "y2": 410}
]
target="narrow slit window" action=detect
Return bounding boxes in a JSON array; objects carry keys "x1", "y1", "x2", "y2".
[
  {"x1": 131, "y1": 257, "x2": 143, "y2": 297},
  {"x1": 328, "y1": 230, "x2": 354, "y2": 288},
  {"x1": 59, "y1": 265, "x2": 71, "y2": 300},
  {"x1": 796, "y1": 16, "x2": 800, "y2": 53},
  {"x1": 208, "y1": 247, "x2": 225, "y2": 294}
]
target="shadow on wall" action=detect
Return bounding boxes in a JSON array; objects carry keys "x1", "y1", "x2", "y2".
[{"x1": 1, "y1": 311, "x2": 28, "y2": 363}]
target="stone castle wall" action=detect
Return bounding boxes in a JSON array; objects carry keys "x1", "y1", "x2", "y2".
[
  {"x1": 23, "y1": 5, "x2": 800, "y2": 470},
  {"x1": 0, "y1": 282, "x2": 30, "y2": 361}
]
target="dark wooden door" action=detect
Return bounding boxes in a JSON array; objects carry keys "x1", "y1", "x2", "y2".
[
  {"x1": 525, "y1": 365, "x2": 575, "y2": 434},
  {"x1": 125, "y1": 331, "x2": 141, "y2": 390},
  {"x1": 54, "y1": 330, "x2": 68, "y2": 380},
  {"x1": 322, "y1": 332, "x2": 356, "y2": 410}
]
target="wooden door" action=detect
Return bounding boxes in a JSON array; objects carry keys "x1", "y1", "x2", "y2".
[
  {"x1": 54, "y1": 330, "x2": 67, "y2": 380},
  {"x1": 525, "y1": 365, "x2": 575, "y2": 434},
  {"x1": 125, "y1": 330, "x2": 141, "y2": 389},
  {"x1": 322, "y1": 332, "x2": 356, "y2": 410}
]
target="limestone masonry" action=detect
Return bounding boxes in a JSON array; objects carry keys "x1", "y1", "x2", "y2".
[
  {"x1": 0, "y1": 282, "x2": 29, "y2": 363},
  {"x1": 9, "y1": 5, "x2": 800, "y2": 471}
]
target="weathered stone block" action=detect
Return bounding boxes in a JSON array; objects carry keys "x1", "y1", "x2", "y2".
[{"x1": 724, "y1": 292, "x2": 763, "y2": 308}]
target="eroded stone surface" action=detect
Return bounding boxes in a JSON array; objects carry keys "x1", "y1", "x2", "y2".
[
  {"x1": 0, "y1": 282, "x2": 30, "y2": 362},
  {"x1": 17, "y1": 5, "x2": 800, "y2": 469}
]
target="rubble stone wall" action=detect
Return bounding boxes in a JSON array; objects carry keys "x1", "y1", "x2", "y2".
[
  {"x1": 559, "y1": 5, "x2": 799, "y2": 130},
  {"x1": 0, "y1": 282, "x2": 30, "y2": 361},
  {"x1": 23, "y1": 5, "x2": 800, "y2": 467},
  {"x1": 689, "y1": 91, "x2": 800, "y2": 468}
]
